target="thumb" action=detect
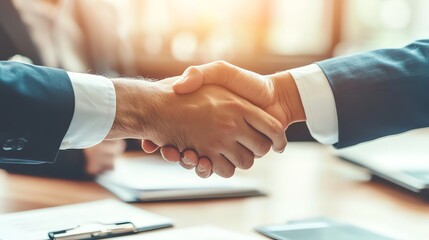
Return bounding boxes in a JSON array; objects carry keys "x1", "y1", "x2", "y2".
[{"x1": 172, "y1": 66, "x2": 204, "y2": 94}]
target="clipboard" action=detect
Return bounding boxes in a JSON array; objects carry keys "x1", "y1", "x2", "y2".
[
  {"x1": 0, "y1": 199, "x2": 173, "y2": 240},
  {"x1": 48, "y1": 221, "x2": 137, "y2": 240}
]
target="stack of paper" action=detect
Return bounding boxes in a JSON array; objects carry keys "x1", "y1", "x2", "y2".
[{"x1": 96, "y1": 155, "x2": 264, "y2": 202}]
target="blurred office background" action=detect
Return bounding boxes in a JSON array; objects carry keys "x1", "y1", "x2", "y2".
[{"x1": 2, "y1": 0, "x2": 429, "y2": 140}]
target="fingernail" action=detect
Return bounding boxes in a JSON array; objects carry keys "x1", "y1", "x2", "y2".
[
  {"x1": 185, "y1": 152, "x2": 197, "y2": 166},
  {"x1": 160, "y1": 150, "x2": 166, "y2": 159},
  {"x1": 197, "y1": 164, "x2": 205, "y2": 172},
  {"x1": 182, "y1": 156, "x2": 191, "y2": 165}
]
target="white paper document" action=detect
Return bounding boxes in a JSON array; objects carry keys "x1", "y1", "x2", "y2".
[
  {"x1": 0, "y1": 199, "x2": 172, "y2": 240},
  {"x1": 96, "y1": 155, "x2": 264, "y2": 202}
]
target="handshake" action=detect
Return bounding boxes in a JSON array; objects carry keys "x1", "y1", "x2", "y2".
[{"x1": 107, "y1": 61, "x2": 306, "y2": 178}]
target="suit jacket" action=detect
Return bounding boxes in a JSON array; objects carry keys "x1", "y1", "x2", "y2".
[
  {"x1": 317, "y1": 40, "x2": 429, "y2": 148},
  {"x1": 0, "y1": 61, "x2": 74, "y2": 163}
]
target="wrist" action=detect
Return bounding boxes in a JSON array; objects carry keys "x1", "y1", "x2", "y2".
[
  {"x1": 106, "y1": 79, "x2": 154, "y2": 139},
  {"x1": 268, "y1": 71, "x2": 306, "y2": 124}
]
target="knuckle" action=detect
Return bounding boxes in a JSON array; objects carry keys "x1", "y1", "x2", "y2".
[
  {"x1": 217, "y1": 119, "x2": 239, "y2": 133},
  {"x1": 184, "y1": 65, "x2": 196, "y2": 73},
  {"x1": 213, "y1": 60, "x2": 229, "y2": 69},
  {"x1": 231, "y1": 100, "x2": 245, "y2": 111},
  {"x1": 184, "y1": 66, "x2": 199, "y2": 75},
  {"x1": 219, "y1": 166, "x2": 235, "y2": 178},
  {"x1": 239, "y1": 153, "x2": 254, "y2": 170},
  {"x1": 212, "y1": 60, "x2": 234, "y2": 85},
  {"x1": 256, "y1": 140, "x2": 271, "y2": 156},
  {"x1": 268, "y1": 120, "x2": 284, "y2": 137},
  {"x1": 271, "y1": 122, "x2": 284, "y2": 135},
  {"x1": 212, "y1": 139, "x2": 227, "y2": 150}
]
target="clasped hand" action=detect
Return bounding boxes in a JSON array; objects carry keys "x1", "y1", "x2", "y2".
[{"x1": 141, "y1": 61, "x2": 306, "y2": 178}]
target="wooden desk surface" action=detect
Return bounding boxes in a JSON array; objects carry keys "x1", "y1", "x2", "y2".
[{"x1": 1, "y1": 142, "x2": 429, "y2": 239}]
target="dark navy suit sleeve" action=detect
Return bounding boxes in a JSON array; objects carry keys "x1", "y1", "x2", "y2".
[
  {"x1": 317, "y1": 40, "x2": 429, "y2": 148},
  {"x1": 0, "y1": 61, "x2": 75, "y2": 163}
]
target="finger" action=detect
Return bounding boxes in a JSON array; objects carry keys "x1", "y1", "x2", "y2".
[
  {"x1": 173, "y1": 66, "x2": 204, "y2": 94},
  {"x1": 222, "y1": 142, "x2": 255, "y2": 170},
  {"x1": 237, "y1": 123, "x2": 272, "y2": 158},
  {"x1": 118, "y1": 139, "x2": 127, "y2": 152},
  {"x1": 181, "y1": 150, "x2": 199, "y2": 167},
  {"x1": 196, "y1": 158, "x2": 213, "y2": 178},
  {"x1": 179, "y1": 160, "x2": 194, "y2": 170},
  {"x1": 178, "y1": 150, "x2": 199, "y2": 170},
  {"x1": 141, "y1": 140, "x2": 159, "y2": 153},
  {"x1": 243, "y1": 105, "x2": 287, "y2": 153},
  {"x1": 160, "y1": 146, "x2": 181, "y2": 162},
  {"x1": 173, "y1": 61, "x2": 237, "y2": 94},
  {"x1": 210, "y1": 153, "x2": 235, "y2": 178}
]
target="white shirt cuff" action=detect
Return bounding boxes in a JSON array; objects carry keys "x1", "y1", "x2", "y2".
[
  {"x1": 61, "y1": 72, "x2": 116, "y2": 149},
  {"x1": 289, "y1": 64, "x2": 339, "y2": 144}
]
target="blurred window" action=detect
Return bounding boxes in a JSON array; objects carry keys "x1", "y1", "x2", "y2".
[
  {"x1": 338, "y1": 0, "x2": 429, "y2": 55},
  {"x1": 134, "y1": 0, "x2": 335, "y2": 62}
]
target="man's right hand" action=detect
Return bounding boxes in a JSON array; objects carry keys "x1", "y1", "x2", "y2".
[{"x1": 106, "y1": 77, "x2": 287, "y2": 178}]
